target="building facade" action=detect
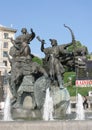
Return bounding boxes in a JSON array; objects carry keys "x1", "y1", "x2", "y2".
[
  {"x1": 0, "y1": 25, "x2": 16, "y2": 74},
  {"x1": 0, "y1": 25, "x2": 16, "y2": 101}
]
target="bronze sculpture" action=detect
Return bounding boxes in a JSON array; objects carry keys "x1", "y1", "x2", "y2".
[
  {"x1": 8, "y1": 28, "x2": 36, "y2": 105},
  {"x1": 36, "y1": 35, "x2": 73, "y2": 89},
  {"x1": 7, "y1": 25, "x2": 87, "y2": 120}
]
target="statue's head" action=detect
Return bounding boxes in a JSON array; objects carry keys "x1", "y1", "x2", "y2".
[
  {"x1": 21, "y1": 28, "x2": 27, "y2": 34},
  {"x1": 49, "y1": 39, "x2": 57, "y2": 46}
]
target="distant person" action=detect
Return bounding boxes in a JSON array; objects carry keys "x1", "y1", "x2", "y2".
[{"x1": 83, "y1": 96, "x2": 88, "y2": 109}]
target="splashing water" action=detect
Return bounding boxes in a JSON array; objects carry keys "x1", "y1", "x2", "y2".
[
  {"x1": 66, "y1": 101, "x2": 71, "y2": 114},
  {"x1": 75, "y1": 93, "x2": 85, "y2": 120},
  {"x1": 3, "y1": 88, "x2": 13, "y2": 121},
  {"x1": 43, "y1": 88, "x2": 54, "y2": 121}
]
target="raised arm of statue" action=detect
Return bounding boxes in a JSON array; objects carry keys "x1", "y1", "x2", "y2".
[
  {"x1": 36, "y1": 36, "x2": 46, "y2": 52},
  {"x1": 28, "y1": 28, "x2": 35, "y2": 42}
]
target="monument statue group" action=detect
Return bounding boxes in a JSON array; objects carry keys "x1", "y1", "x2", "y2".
[{"x1": 7, "y1": 25, "x2": 87, "y2": 120}]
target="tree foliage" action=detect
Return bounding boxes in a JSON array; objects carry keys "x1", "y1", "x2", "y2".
[
  {"x1": 32, "y1": 56, "x2": 43, "y2": 65},
  {"x1": 67, "y1": 40, "x2": 88, "y2": 54}
]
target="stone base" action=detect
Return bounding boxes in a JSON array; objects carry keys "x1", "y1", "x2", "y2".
[
  {"x1": 11, "y1": 108, "x2": 42, "y2": 120},
  {"x1": 0, "y1": 121, "x2": 92, "y2": 130},
  {"x1": 11, "y1": 88, "x2": 70, "y2": 120}
]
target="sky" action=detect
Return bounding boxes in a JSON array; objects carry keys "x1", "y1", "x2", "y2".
[{"x1": 0, "y1": 0, "x2": 92, "y2": 58}]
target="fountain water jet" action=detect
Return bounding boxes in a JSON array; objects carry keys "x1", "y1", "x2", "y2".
[
  {"x1": 43, "y1": 88, "x2": 54, "y2": 121},
  {"x1": 75, "y1": 93, "x2": 85, "y2": 120},
  {"x1": 3, "y1": 87, "x2": 13, "y2": 121},
  {"x1": 66, "y1": 101, "x2": 71, "y2": 114}
]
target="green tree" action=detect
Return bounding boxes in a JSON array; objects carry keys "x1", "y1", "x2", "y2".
[
  {"x1": 32, "y1": 56, "x2": 43, "y2": 65},
  {"x1": 67, "y1": 41, "x2": 88, "y2": 53}
]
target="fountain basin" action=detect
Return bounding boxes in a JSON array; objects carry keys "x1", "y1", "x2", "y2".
[{"x1": 0, "y1": 121, "x2": 92, "y2": 130}]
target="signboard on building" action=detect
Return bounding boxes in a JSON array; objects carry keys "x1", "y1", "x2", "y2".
[{"x1": 76, "y1": 80, "x2": 92, "y2": 87}]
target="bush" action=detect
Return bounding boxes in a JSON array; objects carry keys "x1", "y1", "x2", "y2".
[
  {"x1": 67, "y1": 86, "x2": 92, "y2": 96},
  {"x1": 32, "y1": 56, "x2": 43, "y2": 65},
  {"x1": 64, "y1": 72, "x2": 76, "y2": 86}
]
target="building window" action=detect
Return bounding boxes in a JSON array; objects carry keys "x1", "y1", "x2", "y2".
[
  {"x1": 3, "y1": 61, "x2": 7, "y2": 66},
  {"x1": 3, "y1": 51, "x2": 8, "y2": 57},
  {"x1": 4, "y1": 33, "x2": 8, "y2": 39},
  {"x1": 3, "y1": 42, "x2": 8, "y2": 48}
]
